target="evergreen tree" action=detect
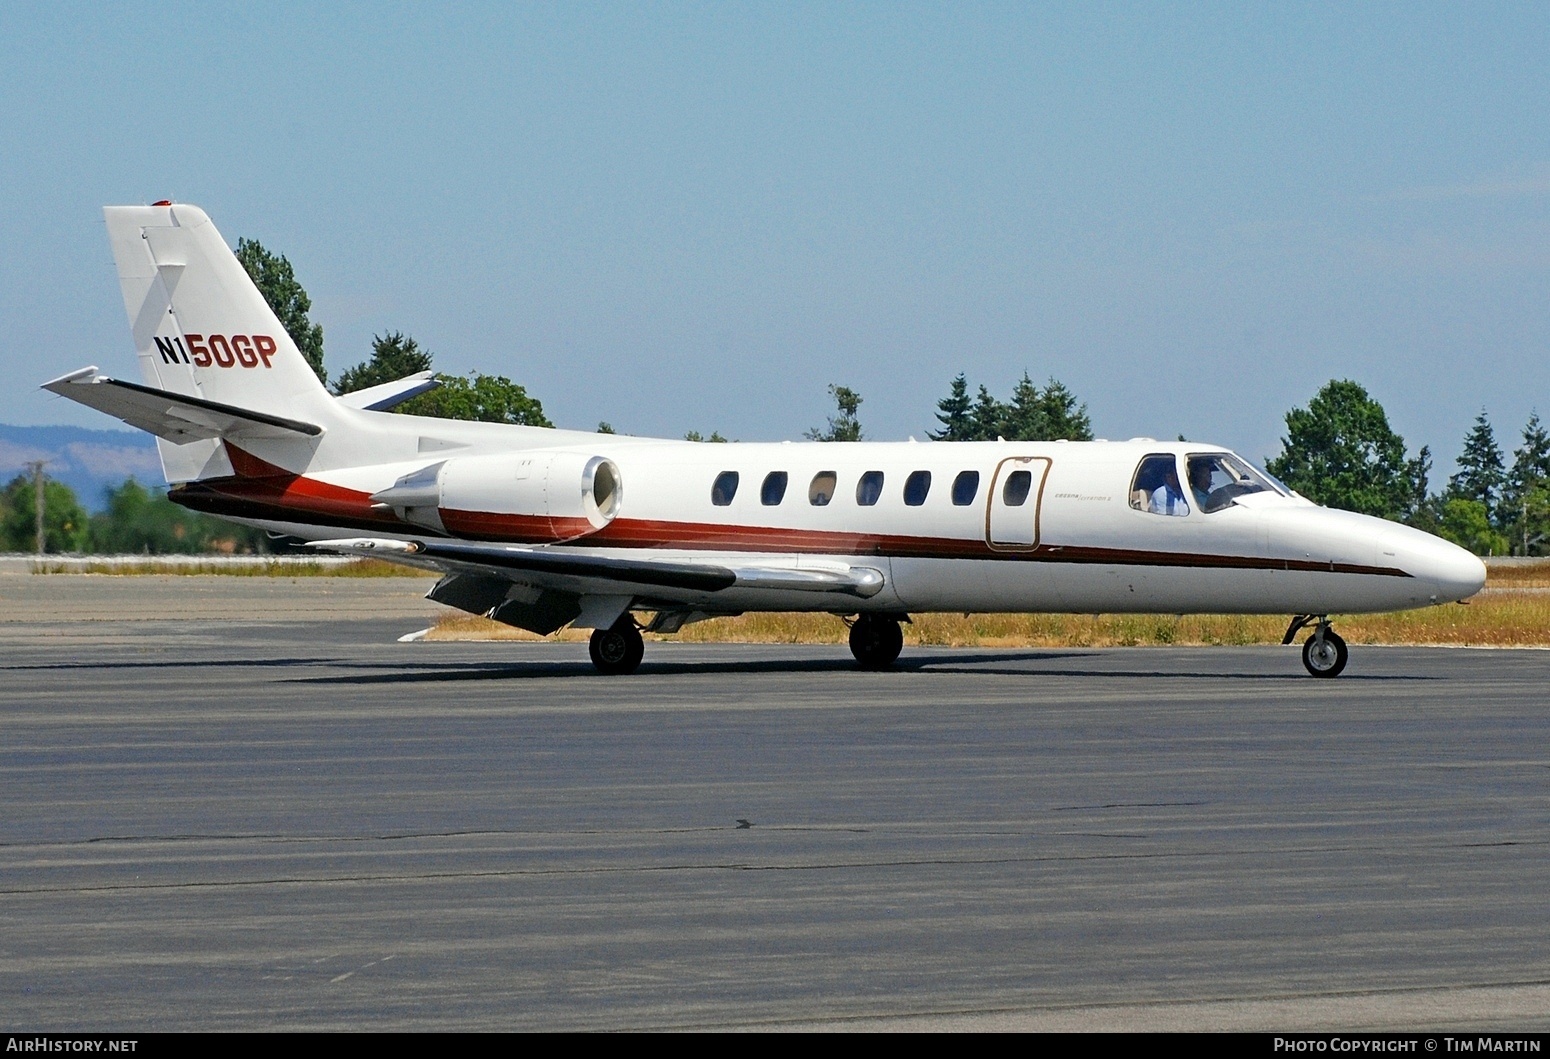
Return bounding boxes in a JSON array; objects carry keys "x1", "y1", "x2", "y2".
[
  {"x1": 235, "y1": 238, "x2": 327, "y2": 383},
  {"x1": 1504, "y1": 411, "x2": 1550, "y2": 553},
  {"x1": 929, "y1": 375, "x2": 973, "y2": 441},
  {"x1": 806, "y1": 384, "x2": 863, "y2": 442},
  {"x1": 1036, "y1": 378, "x2": 1094, "y2": 441},
  {"x1": 1504, "y1": 412, "x2": 1550, "y2": 506},
  {"x1": 1002, "y1": 373, "x2": 1045, "y2": 441},
  {"x1": 1447, "y1": 410, "x2": 1505, "y2": 524},
  {"x1": 930, "y1": 371, "x2": 1092, "y2": 442},
  {"x1": 1265, "y1": 380, "x2": 1418, "y2": 520},
  {"x1": 332, "y1": 332, "x2": 434, "y2": 395},
  {"x1": 1404, "y1": 445, "x2": 1434, "y2": 528},
  {"x1": 968, "y1": 385, "x2": 1006, "y2": 441}
]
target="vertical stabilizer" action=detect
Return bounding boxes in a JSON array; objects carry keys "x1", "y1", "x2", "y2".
[{"x1": 103, "y1": 203, "x2": 338, "y2": 480}]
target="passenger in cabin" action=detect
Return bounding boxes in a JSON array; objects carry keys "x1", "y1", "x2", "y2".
[{"x1": 1149, "y1": 464, "x2": 1190, "y2": 516}]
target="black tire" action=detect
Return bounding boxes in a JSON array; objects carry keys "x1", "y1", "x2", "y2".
[
  {"x1": 589, "y1": 620, "x2": 644, "y2": 675},
  {"x1": 849, "y1": 615, "x2": 904, "y2": 670},
  {"x1": 1302, "y1": 629, "x2": 1348, "y2": 678}
]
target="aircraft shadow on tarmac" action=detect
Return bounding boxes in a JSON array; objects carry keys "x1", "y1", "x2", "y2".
[
  {"x1": 1, "y1": 647, "x2": 1438, "y2": 683},
  {"x1": 280, "y1": 650, "x2": 1438, "y2": 685}
]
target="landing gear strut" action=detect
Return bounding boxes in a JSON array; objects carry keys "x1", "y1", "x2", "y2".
[
  {"x1": 589, "y1": 616, "x2": 644, "y2": 675},
  {"x1": 1285, "y1": 615, "x2": 1348, "y2": 678},
  {"x1": 848, "y1": 614, "x2": 904, "y2": 670}
]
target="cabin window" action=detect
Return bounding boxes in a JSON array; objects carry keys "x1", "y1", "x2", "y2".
[
  {"x1": 761, "y1": 471, "x2": 788, "y2": 506},
  {"x1": 1002, "y1": 470, "x2": 1033, "y2": 506},
  {"x1": 856, "y1": 471, "x2": 885, "y2": 506},
  {"x1": 951, "y1": 470, "x2": 980, "y2": 506},
  {"x1": 903, "y1": 470, "x2": 931, "y2": 506},
  {"x1": 1130, "y1": 454, "x2": 1188, "y2": 516},
  {"x1": 809, "y1": 471, "x2": 838, "y2": 506},
  {"x1": 711, "y1": 471, "x2": 739, "y2": 506}
]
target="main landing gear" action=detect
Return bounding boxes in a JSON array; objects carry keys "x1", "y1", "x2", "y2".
[
  {"x1": 848, "y1": 614, "x2": 904, "y2": 670},
  {"x1": 1284, "y1": 615, "x2": 1349, "y2": 678},
  {"x1": 589, "y1": 617, "x2": 644, "y2": 675}
]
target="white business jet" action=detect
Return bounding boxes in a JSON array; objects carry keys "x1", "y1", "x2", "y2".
[{"x1": 45, "y1": 203, "x2": 1486, "y2": 677}]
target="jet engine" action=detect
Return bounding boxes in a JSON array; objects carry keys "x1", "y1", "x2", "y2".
[{"x1": 371, "y1": 452, "x2": 622, "y2": 543}]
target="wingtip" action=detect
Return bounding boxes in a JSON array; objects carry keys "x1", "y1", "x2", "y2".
[{"x1": 41, "y1": 366, "x2": 102, "y2": 391}]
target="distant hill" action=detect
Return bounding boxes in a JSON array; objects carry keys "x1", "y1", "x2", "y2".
[{"x1": 0, "y1": 424, "x2": 162, "y2": 511}]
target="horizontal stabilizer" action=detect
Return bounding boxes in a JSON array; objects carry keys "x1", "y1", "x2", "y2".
[
  {"x1": 308, "y1": 538, "x2": 886, "y2": 598},
  {"x1": 335, "y1": 371, "x2": 440, "y2": 412},
  {"x1": 42, "y1": 367, "x2": 323, "y2": 443}
]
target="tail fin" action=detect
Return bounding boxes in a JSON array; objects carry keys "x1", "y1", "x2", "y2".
[{"x1": 101, "y1": 202, "x2": 339, "y2": 480}]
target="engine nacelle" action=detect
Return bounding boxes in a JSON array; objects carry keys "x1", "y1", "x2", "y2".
[{"x1": 372, "y1": 451, "x2": 622, "y2": 543}]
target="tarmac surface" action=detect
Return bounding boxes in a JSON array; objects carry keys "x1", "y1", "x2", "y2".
[{"x1": 3, "y1": 574, "x2": 1549, "y2": 1031}]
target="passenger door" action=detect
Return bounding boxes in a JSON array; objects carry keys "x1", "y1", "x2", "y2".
[{"x1": 985, "y1": 456, "x2": 1052, "y2": 549}]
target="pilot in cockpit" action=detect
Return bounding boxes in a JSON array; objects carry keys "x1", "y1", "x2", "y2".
[{"x1": 1189, "y1": 459, "x2": 1216, "y2": 510}]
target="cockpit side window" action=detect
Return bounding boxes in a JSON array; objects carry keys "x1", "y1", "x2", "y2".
[
  {"x1": 1131, "y1": 454, "x2": 1189, "y2": 516},
  {"x1": 1186, "y1": 453, "x2": 1280, "y2": 513}
]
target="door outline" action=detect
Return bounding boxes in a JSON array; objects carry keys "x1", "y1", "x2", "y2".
[{"x1": 984, "y1": 456, "x2": 1052, "y2": 550}]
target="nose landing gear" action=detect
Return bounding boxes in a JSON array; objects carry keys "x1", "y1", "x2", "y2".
[{"x1": 1284, "y1": 615, "x2": 1349, "y2": 678}]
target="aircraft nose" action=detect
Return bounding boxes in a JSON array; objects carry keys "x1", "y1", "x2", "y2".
[{"x1": 1379, "y1": 527, "x2": 1487, "y2": 603}]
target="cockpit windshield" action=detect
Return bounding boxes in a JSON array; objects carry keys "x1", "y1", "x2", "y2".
[{"x1": 1185, "y1": 453, "x2": 1284, "y2": 513}]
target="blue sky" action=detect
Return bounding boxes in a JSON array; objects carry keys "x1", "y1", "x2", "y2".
[{"x1": 3, "y1": 1, "x2": 1548, "y2": 476}]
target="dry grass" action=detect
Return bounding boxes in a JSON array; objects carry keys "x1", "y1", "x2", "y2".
[
  {"x1": 426, "y1": 561, "x2": 1550, "y2": 648},
  {"x1": 1483, "y1": 562, "x2": 1550, "y2": 587}
]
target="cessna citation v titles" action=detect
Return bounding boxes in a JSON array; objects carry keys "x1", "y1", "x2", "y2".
[{"x1": 45, "y1": 203, "x2": 1485, "y2": 676}]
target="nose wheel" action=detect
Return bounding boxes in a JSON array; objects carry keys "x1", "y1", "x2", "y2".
[
  {"x1": 1301, "y1": 625, "x2": 1348, "y2": 677},
  {"x1": 848, "y1": 614, "x2": 904, "y2": 669},
  {"x1": 1284, "y1": 615, "x2": 1350, "y2": 678},
  {"x1": 589, "y1": 617, "x2": 645, "y2": 675}
]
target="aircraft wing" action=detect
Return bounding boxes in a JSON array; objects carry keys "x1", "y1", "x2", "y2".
[
  {"x1": 308, "y1": 537, "x2": 886, "y2": 598},
  {"x1": 42, "y1": 367, "x2": 323, "y2": 442}
]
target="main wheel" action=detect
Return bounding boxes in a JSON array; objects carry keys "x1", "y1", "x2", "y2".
[
  {"x1": 589, "y1": 619, "x2": 645, "y2": 675},
  {"x1": 849, "y1": 615, "x2": 904, "y2": 669},
  {"x1": 1302, "y1": 629, "x2": 1348, "y2": 678}
]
